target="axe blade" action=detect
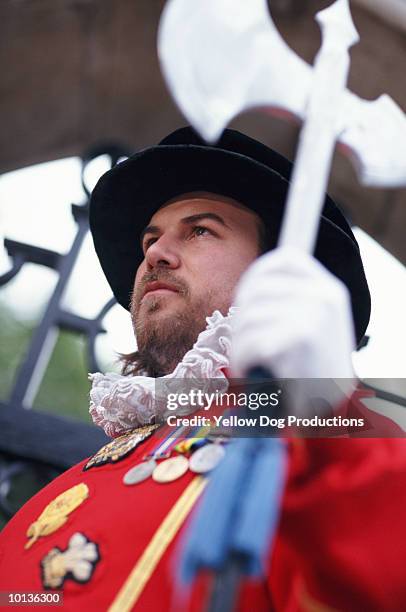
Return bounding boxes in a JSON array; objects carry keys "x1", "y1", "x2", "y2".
[
  {"x1": 158, "y1": 0, "x2": 310, "y2": 143},
  {"x1": 341, "y1": 94, "x2": 406, "y2": 188},
  {"x1": 158, "y1": 0, "x2": 406, "y2": 188}
]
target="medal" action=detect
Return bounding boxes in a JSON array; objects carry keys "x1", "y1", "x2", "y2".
[
  {"x1": 120, "y1": 424, "x2": 186, "y2": 486},
  {"x1": 120, "y1": 423, "x2": 225, "y2": 485},
  {"x1": 152, "y1": 455, "x2": 189, "y2": 483},
  {"x1": 189, "y1": 443, "x2": 225, "y2": 474},
  {"x1": 123, "y1": 460, "x2": 157, "y2": 485}
]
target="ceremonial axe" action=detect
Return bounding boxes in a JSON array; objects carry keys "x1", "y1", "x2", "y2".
[
  {"x1": 158, "y1": 1, "x2": 406, "y2": 609},
  {"x1": 159, "y1": 0, "x2": 406, "y2": 254}
]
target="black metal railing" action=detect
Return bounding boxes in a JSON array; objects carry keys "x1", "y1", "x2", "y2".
[{"x1": 0, "y1": 144, "x2": 131, "y2": 526}]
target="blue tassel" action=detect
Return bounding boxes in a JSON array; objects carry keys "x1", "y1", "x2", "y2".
[{"x1": 178, "y1": 436, "x2": 287, "y2": 584}]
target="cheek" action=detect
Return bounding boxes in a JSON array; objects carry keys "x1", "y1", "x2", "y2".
[
  {"x1": 219, "y1": 243, "x2": 257, "y2": 278},
  {"x1": 194, "y1": 247, "x2": 255, "y2": 295},
  {"x1": 133, "y1": 262, "x2": 146, "y2": 291}
]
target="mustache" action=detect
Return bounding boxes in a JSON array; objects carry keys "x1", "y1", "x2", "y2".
[{"x1": 133, "y1": 270, "x2": 190, "y2": 307}]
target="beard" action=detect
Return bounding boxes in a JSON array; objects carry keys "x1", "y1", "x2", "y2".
[{"x1": 131, "y1": 269, "x2": 214, "y2": 377}]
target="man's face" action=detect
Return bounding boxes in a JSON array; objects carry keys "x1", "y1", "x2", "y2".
[{"x1": 131, "y1": 193, "x2": 261, "y2": 375}]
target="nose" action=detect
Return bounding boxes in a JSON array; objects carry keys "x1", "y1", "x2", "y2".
[{"x1": 145, "y1": 234, "x2": 181, "y2": 271}]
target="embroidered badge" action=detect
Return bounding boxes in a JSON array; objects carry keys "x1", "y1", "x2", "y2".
[
  {"x1": 25, "y1": 483, "x2": 89, "y2": 550},
  {"x1": 83, "y1": 424, "x2": 159, "y2": 471},
  {"x1": 41, "y1": 532, "x2": 100, "y2": 589}
]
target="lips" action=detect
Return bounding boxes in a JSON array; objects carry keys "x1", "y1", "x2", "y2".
[{"x1": 142, "y1": 281, "x2": 179, "y2": 299}]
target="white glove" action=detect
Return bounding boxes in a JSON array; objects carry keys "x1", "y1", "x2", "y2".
[{"x1": 231, "y1": 247, "x2": 356, "y2": 412}]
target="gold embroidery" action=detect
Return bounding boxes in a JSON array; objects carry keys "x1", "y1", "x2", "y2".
[
  {"x1": 84, "y1": 425, "x2": 159, "y2": 470},
  {"x1": 25, "y1": 483, "x2": 89, "y2": 549},
  {"x1": 108, "y1": 476, "x2": 207, "y2": 612}
]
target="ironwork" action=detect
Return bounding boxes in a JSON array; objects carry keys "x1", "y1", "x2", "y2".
[{"x1": 0, "y1": 144, "x2": 131, "y2": 525}]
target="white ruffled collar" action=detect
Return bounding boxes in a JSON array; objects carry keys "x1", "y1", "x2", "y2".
[{"x1": 89, "y1": 308, "x2": 235, "y2": 438}]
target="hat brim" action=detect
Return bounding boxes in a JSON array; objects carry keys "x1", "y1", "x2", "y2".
[{"x1": 90, "y1": 144, "x2": 370, "y2": 344}]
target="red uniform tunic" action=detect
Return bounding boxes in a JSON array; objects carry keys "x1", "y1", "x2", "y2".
[{"x1": 1, "y1": 392, "x2": 405, "y2": 611}]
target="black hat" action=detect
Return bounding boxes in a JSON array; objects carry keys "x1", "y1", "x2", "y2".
[{"x1": 90, "y1": 127, "x2": 370, "y2": 344}]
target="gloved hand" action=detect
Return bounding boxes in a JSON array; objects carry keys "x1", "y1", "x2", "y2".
[{"x1": 231, "y1": 247, "x2": 357, "y2": 412}]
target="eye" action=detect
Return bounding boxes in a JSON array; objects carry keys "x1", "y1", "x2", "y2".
[
  {"x1": 191, "y1": 225, "x2": 212, "y2": 238},
  {"x1": 143, "y1": 237, "x2": 158, "y2": 253}
]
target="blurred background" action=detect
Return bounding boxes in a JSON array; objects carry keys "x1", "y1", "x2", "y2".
[{"x1": 1, "y1": 0, "x2": 406, "y2": 525}]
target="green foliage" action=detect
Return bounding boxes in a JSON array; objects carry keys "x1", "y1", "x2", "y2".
[
  {"x1": 0, "y1": 304, "x2": 33, "y2": 402},
  {"x1": 34, "y1": 331, "x2": 91, "y2": 422},
  {"x1": 0, "y1": 301, "x2": 91, "y2": 422}
]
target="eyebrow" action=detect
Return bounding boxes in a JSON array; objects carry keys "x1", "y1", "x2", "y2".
[{"x1": 140, "y1": 212, "x2": 230, "y2": 247}]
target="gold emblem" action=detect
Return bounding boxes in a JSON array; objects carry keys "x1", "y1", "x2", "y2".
[
  {"x1": 84, "y1": 424, "x2": 159, "y2": 471},
  {"x1": 41, "y1": 532, "x2": 100, "y2": 589},
  {"x1": 25, "y1": 483, "x2": 89, "y2": 550}
]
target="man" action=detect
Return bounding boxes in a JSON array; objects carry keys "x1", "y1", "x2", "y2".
[{"x1": 0, "y1": 127, "x2": 405, "y2": 611}]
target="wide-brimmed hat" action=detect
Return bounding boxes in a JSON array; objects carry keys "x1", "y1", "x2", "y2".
[{"x1": 90, "y1": 127, "x2": 370, "y2": 344}]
